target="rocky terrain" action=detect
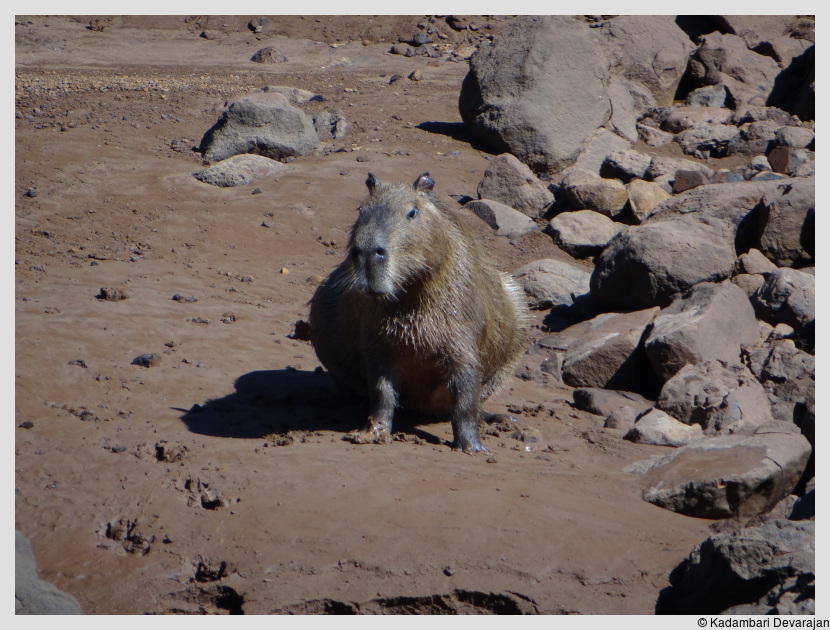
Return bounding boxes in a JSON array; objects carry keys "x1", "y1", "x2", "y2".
[{"x1": 15, "y1": 15, "x2": 814, "y2": 615}]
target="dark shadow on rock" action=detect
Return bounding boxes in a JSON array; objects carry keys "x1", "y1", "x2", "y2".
[
  {"x1": 673, "y1": 16, "x2": 726, "y2": 43},
  {"x1": 178, "y1": 368, "x2": 448, "y2": 445},
  {"x1": 767, "y1": 46, "x2": 815, "y2": 122}
]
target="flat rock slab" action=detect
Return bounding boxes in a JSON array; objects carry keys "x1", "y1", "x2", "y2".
[
  {"x1": 635, "y1": 424, "x2": 812, "y2": 519},
  {"x1": 193, "y1": 154, "x2": 290, "y2": 187}
]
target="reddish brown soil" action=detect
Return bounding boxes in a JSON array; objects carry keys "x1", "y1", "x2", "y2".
[{"x1": 15, "y1": 15, "x2": 712, "y2": 614}]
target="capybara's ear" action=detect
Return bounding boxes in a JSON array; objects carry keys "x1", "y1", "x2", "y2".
[
  {"x1": 366, "y1": 173, "x2": 381, "y2": 192},
  {"x1": 412, "y1": 172, "x2": 434, "y2": 192}
]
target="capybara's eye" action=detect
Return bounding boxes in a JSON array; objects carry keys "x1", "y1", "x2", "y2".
[{"x1": 407, "y1": 207, "x2": 419, "y2": 220}]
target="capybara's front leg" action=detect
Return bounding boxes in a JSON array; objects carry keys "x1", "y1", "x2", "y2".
[
  {"x1": 449, "y1": 366, "x2": 488, "y2": 454},
  {"x1": 351, "y1": 373, "x2": 397, "y2": 444}
]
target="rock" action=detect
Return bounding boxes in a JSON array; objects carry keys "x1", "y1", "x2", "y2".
[
  {"x1": 250, "y1": 46, "x2": 287, "y2": 64},
  {"x1": 590, "y1": 220, "x2": 735, "y2": 311},
  {"x1": 624, "y1": 409, "x2": 702, "y2": 447},
  {"x1": 511, "y1": 258, "x2": 591, "y2": 310},
  {"x1": 464, "y1": 199, "x2": 537, "y2": 239},
  {"x1": 313, "y1": 109, "x2": 348, "y2": 140},
  {"x1": 199, "y1": 93, "x2": 319, "y2": 162},
  {"x1": 592, "y1": 16, "x2": 694, "y2": 107},
  {"x1": 726, "y1": 120, "x2": 781, "y2": 156},
  {"x1": 644, "y1": 281, "x2": 760, "y2": 383},
  {"x1": 656, "y1": 518, "x2": 815, "y2": 614},
  {"x1": 546, "y1": 210, "x2": 623, "y2": 258},
  {"x1": 714, "y1": 15, "x2": 797, "y2": 49},
  {"x1": 96, "y1": 286, "x2": 129, "y2": 301},
  {"x1": 193, "y1": 154, "x2": 289, "y2": 188},
  {"x1": 624, "y1": 179, "x2": 670, "y2": 224},
  {"x1": 132, "y1": 353, "x2": 162, "y2": 368},
  {"x1": 563, "y1": 177, "x2": 628, "y2": 217},
  {"x1": 476, "y1": 153, "x2": 553, "y2": 218},
  {"x1": 774, "y1": 125, "x2": 814, "y2": 149},
  {"x1": 459, "y1": 16, "x2": 611, "y2": 174},
  {"x1": 730, "y1": 273, "x2": 766, "y2": 301},
  {"x1": 671, "y1": 169, "x2": 709, "y2": 194},
  {"x1": 767, "y1": 146, "x2": 814, "y2": 176},
  {"x1": 738, "y1": 106, "x2": 802, "y2": 127},
  {"x1": 567, "y1": 128, "x2": 632, "y2": 176},
  {"x1": 637, "y1": 123, "x2": 673, "y2": 148},
  {"x1": 599, "y1": 150, "x2": 652, "y2": 182},
  {"x1": 674, "y1": 123, "x2": 739, "y2": 158},
  {"x1": 639, "y1": 423, "x2": 812, "y2": 519},
  {"x1": 735, "y1": 248, "x2": 776, "y2": 275},
  {"x1": 262, "y1": 85, "x2": 321, "y2": 104},
  {"x1": 750, "y1": 268, "x2": 814, "y2": 352},
  {"x1": 559, "y1": 307, "x2": 660, "y2": 391},
  {"x1": 16, "y1": 531, "x2": 84, "y2": 614},
  {"x1": 643, "y1": 156, "x2": 713, "y2": 181},
  {"x1": 662, "y1": 106, "x2": 732, "y2": 133},
  {"x1": 767, "y1": 44, "x2": 814, "y2": 123},
  {"x1": 682, "y1": 83, "x2": 728, "y2": 108},
  {"x1": 605, "y1": 406, "x2": 639, "y2": 430},
  {"x1": 755, "y1": 176, "x2": 814, "y2": 267},
  {"x1": 746, "y1": 339, "x2": 814, "y2": 421},
  {"x1": 687, "y1": 32, "x2": 781, "y2": 111},
  {"x1": 572, "y1": 387, "x2": 653, "y2": 417},
  {"x1": 756, "y1": 32, "x2": 812, "y2": 67},
  {"x1": 656, "y1": 361, "x2": 774, "y2": 435}
]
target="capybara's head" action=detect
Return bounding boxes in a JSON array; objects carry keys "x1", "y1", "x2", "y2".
[{"x1": 343, "y1": 172, "x2": 446, "y2": 299}]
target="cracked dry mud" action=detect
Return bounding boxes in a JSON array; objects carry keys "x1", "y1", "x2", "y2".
[{"x1": 15, "y1": 16, "x2": 713, "y2": 614}]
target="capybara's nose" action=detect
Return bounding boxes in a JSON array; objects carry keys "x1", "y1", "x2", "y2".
[{"x1": 374, "y1": 247, "x2": 387, "y2": 263}]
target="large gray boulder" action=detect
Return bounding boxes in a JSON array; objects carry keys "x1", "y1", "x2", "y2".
[
  {"x1": 559, "y1": 307, "x2": 660, "y2": 391},
  {"x1": 656, "y1": 518, "x2": 815, "y2": 614},
  {"x1": 16, "y1": 531, "x2": 84, "y2": 614},
  {"x1": 592, "y1": 15, "x2": 695, "y2": 108},
  {"x1": 637, "y1": 422, "x2": 812, "y2": 519},
  {"x1": 590, "y1": 219, "x2": 735, "y2": 310},
  {"x1": 644, "y1": 281, "x2": 760, "y2": 383},
  {"x1": 656, "y1": 361, "x2": 774, "y2": 435},
  {"x1": 199, "y1": 93, "x2": 319, "y2": 162},
  {"x1": 459, "y1": 16, "x2": 611, "y2": 174},
  {"x1": 476, "y1": 153, "x2": 554, "y2": 218}
]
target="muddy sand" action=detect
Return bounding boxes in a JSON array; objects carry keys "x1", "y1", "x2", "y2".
[{"x1": 15, "y1": 15, "x2": 715, "y2": 614}]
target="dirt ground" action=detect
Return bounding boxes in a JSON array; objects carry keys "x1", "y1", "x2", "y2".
[{"x1": 15, "y1": 15, "x2": 715, "y2": 615}]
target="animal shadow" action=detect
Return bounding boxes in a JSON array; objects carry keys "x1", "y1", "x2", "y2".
[
  {"x1": 178, "y1": 368, "x2": 365, "y2": 439},
  {"x1": 177, "y1": 369, "x2": 448, "y2": 445}
]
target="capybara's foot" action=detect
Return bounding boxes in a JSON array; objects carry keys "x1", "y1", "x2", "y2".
[
  {"x1": 453, "y1": 437, "x2": 490, "y2": 455},
  {"x1": 348, "y1": 416, "x2": 392, "y2": 445}
]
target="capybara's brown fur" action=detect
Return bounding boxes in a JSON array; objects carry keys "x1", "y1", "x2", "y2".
[{"x1": 308, "y1": 172, "x2": 527, "y2": 453}]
